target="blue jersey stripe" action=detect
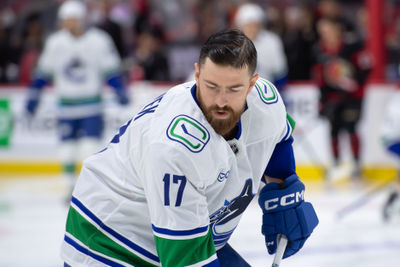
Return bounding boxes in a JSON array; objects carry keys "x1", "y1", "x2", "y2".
[
  {"x1": 281, "y1": 120, "x2": 291, "y2": 142},
  {"x1": 204, "y1": 258, "x2": 220, "y2": 267},
  {"x1": 64, "y1": 235, "x2": 125, "y2": 267},
  {"x1": 152, "y1": 224, "x2": 208, "y2": 236},
  {"x1": 71, "y1": 196, "x2": 160, "y2": 263}
]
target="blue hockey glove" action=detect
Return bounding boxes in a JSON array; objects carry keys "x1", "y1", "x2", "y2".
[
  {"x1": 26, "y1": 98, "x2": 39, "y2": 115},
  {"x1": 26, "y1": 76, "x2": 49, "y2": 115},
  {"x1": 117, "y1": 91, "x2": 129, "y2": 105},
  {"x1": 107, "y1": 74, "x2": 130, "y2": 105},
  {"x1": 258, "y1": 174, "x2": 318, "y2": 259}
]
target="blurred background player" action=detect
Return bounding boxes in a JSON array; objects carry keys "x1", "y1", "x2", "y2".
[
  {"x1": 312, "y1": 17, "x2": 372, "y2": 181},
  {"x1": 234, "y1": 3, "x2": 288, "y2": 93},
  {"x1": 381, "y1": 88, "x2": 400, "y2": 221},
  {"x1": 25, "y1": 0, "x2": 129, "y2": 200}
]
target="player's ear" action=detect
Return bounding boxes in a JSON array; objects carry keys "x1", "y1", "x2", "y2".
[
  {"x1": 194, "y1": 63, "x2": 200, "y2": 84},
  {"x1": 248, "y1": 73, "x2": 259, "y2": 94}
]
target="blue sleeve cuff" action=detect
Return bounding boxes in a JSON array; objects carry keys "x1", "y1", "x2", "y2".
[
  {"x1": 30, "y1": 76, "x2": 50, "y2": 90},
  {"x1": 107, "y1": 74, "x2": 129, "y2": 105},
  {"x1": 387, "y1": 142, "x2": 400, "y2": 157},
  {"x1": 107, "y1": 74, "x2": 124, "y2": 91},
  {"x1": 26, "y1": 76, "x2": 51, "y2": 114},
  {"x1": 264, "y1": 136, "x2": 296, "y2": 179}
]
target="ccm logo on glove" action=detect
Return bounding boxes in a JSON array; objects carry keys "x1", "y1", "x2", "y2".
[
  {"x1": 258, "y1": 174, "x2": 319, "y2": 259},
  {"x1": 263, "y1": 190, "x2": 304, "y2": 210}
]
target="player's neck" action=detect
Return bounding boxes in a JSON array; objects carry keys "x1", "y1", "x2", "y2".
[
  {"x1": 67, "y1": 28, "x2": 84, "y2": 38},
  {"x1": 223, "y1": 125, "x2": 238, "y2": 140}
]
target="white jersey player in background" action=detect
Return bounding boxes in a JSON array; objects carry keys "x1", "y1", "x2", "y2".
[
  {"x1": 25, "y1": 0, "x2": 129, "y2": 199},
  {"x1": 61, "y1": 29, "x2": 318, "y2": 266},
  {"x1": 234, "y1": 3, "x2": 288, "y2": 93},
  {"x1": 381, "y1": 88, "x2": 400, "y2": 221}
]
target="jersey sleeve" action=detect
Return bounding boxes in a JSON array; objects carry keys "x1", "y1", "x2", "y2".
[
  {"x1": 97, "y1": 31, "x2": 121, "y2": 79},
  {"x1": 141, "y1": 143, "x2": 219, "y2": 267},
  {"x1": 270, "y1": 34, "x2": 288, "y2": 82},
  {"x1": 265, "y1": 104, "x2": 297, "y2": 179},
  {"x1": 36, "y1": 37, "x2": 56, "y2": 79}
]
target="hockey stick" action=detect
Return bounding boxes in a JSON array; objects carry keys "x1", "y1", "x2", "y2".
[
  {"x1": 271, "y1": 235, "x2": 288, "y2": 267},
  {"x1": 336, "y1": 180, "x2": 393, "y2": 220}
]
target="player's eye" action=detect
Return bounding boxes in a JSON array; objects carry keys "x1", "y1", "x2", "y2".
[{"x1": 229, "y1": 87, "x2": 242, "y2": 93}]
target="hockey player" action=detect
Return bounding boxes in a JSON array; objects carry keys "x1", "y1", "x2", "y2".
[
  {"x1": 234, "y1": 3, "x2": 288, "y2": 92},
  {"x1": 25, "y1": 0, "x2": 129, "y2": 198},
  {"x1": 312, "y1": 17, "x2": 372, "y2": 180},
  {"x1": 381, "y1": 88, "x2": 400, "y2": 221},
  {"x1": 61, "y1": 29, "x2": 318, "y2": 266}
]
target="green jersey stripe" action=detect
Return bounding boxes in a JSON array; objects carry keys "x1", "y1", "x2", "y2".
[
  {"x1": 59, "y1": 95, "x2": 102, "y2": 106},
  {"x1": 66, "y1": 206, "x2": 158, "y2": 267},
  {"x1": 286, "y1": 113, "x2": 296, "y2": 133},
  {"x1": 154, "y1": 228, "x2": 216, "y2": 266}
]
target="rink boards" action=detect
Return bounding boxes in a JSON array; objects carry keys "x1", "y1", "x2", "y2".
[{"x1": 0, "y1": 82, "x2": 398, "y2": 182}]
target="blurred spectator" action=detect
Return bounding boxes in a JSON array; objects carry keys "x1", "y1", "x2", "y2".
[
  {"x1": 315, "y1": 0, "x2": 360, "y2": 43},
  {"x1": 265, "y1": 5, "x2": 286, "y2": 37},
  {"x1": 385, "y1": 9, "x2": 400, "y2": 81},
  {"x1": 19, "y1": 12, "x2": 44, "y2": 85},
  {"x1": 92, "y1": 0, "x2": 126, "y2": 58},
  {"x1": 282, "y1": 4, "x2": 317, "y2": 80},
  {"x1": 0, "y1": 0, "x2": 392, "y2": 85},
  {"x1": 197, "y1": 0, "x2": 233, "y2": 44},
  {"x1": 0, "y1": 11, "x2": 11, "y2": 83},
  {"x1": 0, "y1": 6, "x2": 21, "y2": 83},
  {"x1": 130, "y1": 26, "x2": 170, "y2": 81},
  {"x1": 25, "y1": 0, "x2": 130, "y2": 201},
  {"x1": 234, "y1": 3, "x2": 288, "y2": 92},
  {"x1": 312, "y1": 17, "x2": 372, "y2": 180}
]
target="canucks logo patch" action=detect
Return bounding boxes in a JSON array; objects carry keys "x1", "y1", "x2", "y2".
[
  {"x1": 255, "y1": 78, "x2": 279, "y2": 104},
  {"x1": 167, "y1": 115, "x2": 210, "y2": 153}
]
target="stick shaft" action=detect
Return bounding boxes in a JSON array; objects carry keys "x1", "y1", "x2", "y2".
[
  {"x1": 271, "y1": 235, "x2": 288, "y2": 267},
  {"x1": 336, "y1": 181, "x2": 392, "y2": 220}
]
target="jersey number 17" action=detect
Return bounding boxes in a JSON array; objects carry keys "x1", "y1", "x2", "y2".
[{"x1": 163, "y1": 174, "x2": 187, "y2": 207}]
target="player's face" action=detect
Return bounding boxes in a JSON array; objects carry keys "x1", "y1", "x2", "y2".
[
  {"x1": 61, "y1": 18, "x2": 84, "y2": 37},
  {"x1": 317, "y1": 20, "x2": 341, "y2": 46},
  {"x1": 195, "y1": 58, "x2": 258, "y2": 137},
  {"x1": 241, "y1": 21, "x2": 262, "y2": 41}
]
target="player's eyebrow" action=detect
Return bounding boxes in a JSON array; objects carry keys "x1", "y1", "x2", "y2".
[
  {"x1": 228, "y1": 83, "x2": 245, "y2": 89},
  {"x1": 204, "y1": 80, "x2": 244, "y2": 89},
  {"x1": 204, "y1": 80, "x2": 219, "y2": 87}
]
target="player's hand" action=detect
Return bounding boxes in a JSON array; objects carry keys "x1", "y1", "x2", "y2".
[
  {"x1": 258, "y1": 174, "x2": 318, "y2": 258},
  {"x1": 26, "y1": 98, "x2": 38, "y2": 115},
  {"x1": 118, "y1": 94, "x2": 129, "y2": 105},
  {"x1": 117, "y1": 91, "x2": 130, "y2": 106}
]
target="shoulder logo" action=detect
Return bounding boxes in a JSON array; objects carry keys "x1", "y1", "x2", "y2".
[
  {"x1": 167, "y1": 115, "x2": 210, "y2": 153},
  {"x1": 255, "y1": 78, "x2": 279, "y2": 104}
]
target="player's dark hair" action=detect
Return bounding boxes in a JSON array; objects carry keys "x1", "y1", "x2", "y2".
[{"x1": 199, "y1": 29, "x2": 257, "y2": 75}]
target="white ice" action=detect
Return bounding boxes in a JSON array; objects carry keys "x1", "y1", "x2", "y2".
[{"x1": 0, "y1": 177, "x2": 399, "y2": 267}]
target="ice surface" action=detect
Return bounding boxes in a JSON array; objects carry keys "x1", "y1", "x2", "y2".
[{"x1": 0, "y1": 177, "x2": 399, "y2": 267}]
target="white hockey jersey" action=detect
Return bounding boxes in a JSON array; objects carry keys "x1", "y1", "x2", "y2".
[
  {"x1": 381, "y1": 90, "x2": 400, "y2": 146},
  {"x1": 61, "y1": 78, "x2": 294, "y2": 266},
  {"x1": 253, "y1": 30, "x2": 287, "y2": 83},
  {"x1": 37, "y1": 28, "x2": 120, "y2": 118}
]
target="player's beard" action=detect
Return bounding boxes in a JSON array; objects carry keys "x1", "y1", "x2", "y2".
[{"x1": 201, "y1": 103, "x2": 242, "y2": 137}]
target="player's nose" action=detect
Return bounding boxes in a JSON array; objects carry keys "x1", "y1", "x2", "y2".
[{"x1": 214, "y1": 90, "x2": 228, "y2": 107}]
